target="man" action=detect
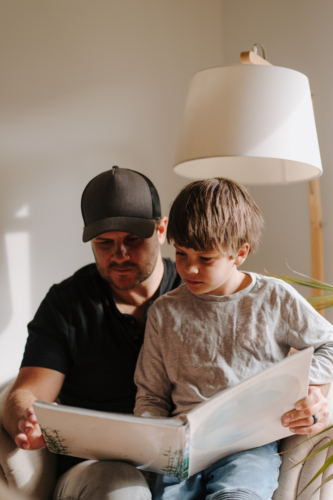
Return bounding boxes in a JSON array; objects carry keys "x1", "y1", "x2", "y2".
[{"x1": 3, "y1": 166, "x2": 182, "y2": 500}]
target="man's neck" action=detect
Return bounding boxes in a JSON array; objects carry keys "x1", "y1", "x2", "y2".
[{"x1": 110, "y1": 255, "x2": 165, "y2": 324}]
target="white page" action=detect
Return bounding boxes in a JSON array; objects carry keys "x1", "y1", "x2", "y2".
[
  {"x1": 34, "y1": 402, "x2": 186, "y2": 476},
  {"x1": 186, "y1": 348, "x2": 313, "y2": 477}
]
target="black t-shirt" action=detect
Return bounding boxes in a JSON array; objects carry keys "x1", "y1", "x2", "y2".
[{"x1": 21, "y1": 258, "x2": 182, "y2": 476}]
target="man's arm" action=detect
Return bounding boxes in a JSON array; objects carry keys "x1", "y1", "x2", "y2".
[{"x1": 3, "y1": 366, "x2": 65, "y2": 449}]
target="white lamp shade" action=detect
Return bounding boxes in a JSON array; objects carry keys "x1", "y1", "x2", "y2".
[{"x1": 174, "y1": 65, "x2": 322, "y2": 184}]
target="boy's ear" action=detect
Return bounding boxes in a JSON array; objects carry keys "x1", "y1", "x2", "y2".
[{"x1": 234, "y1": 243, "x2": 250, "y2": 266}]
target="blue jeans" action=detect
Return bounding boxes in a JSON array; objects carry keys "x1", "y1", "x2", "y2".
[{"x1": 153, "y1": 441, "x2": 281, "y2": 500}]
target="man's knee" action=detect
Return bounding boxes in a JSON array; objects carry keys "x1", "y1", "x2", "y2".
[
  {"x1": 54, "y1": 460, "x2": 152, "y2": 500},
  {"x1": 209, "y1": 491, "x2": 265, "y2": 500}
]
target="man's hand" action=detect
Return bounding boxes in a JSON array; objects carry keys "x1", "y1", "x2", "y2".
[
  {"x1": 15, "y1": 407, "x2": 46, "y2": 450},
  {"x1": 281, "y1": 385, "x2": 329, "y2": 434},
  {"x1": 3, "y1": 366, "x2": 65, "y2": 449}
]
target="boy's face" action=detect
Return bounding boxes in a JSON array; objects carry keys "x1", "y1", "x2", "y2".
[{"x1": 175, "y1": 244, "x2": 249, "y2": 296}]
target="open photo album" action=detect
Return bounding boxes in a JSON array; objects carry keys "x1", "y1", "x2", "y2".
[{"x1": 34, "y1": 347, "x2": 313, "y2": 480}]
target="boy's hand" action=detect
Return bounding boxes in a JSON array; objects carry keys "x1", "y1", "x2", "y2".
[
  {"x1": 15, "y1": 407, "x2": 46, "y2": 450},
  {"x1": 281, "y1": 385, "x2": 329, "y2": 434}
]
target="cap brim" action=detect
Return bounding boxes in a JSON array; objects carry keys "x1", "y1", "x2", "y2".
[{"x1": 83, "y1": 216, "x2": 157, "y2": 242}]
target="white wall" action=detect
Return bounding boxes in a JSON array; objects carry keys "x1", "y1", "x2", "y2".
[
  {"x1": 221, "y1": 0, "x2": 333, "y2": 323},
  {"x1": 0, "y1": 0, "x2": 224, "y2": 384},
  {"x1": 3, "y1": 0, "x2": 332, "y2": 386}
]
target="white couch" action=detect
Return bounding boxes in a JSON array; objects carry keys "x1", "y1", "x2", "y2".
[{"x1": 1, "y1": 381, "x2": 333, "y2": 500}]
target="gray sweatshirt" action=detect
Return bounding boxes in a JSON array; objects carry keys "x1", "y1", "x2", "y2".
[{"x1": 134, "y1": 273, "x2": 333, "y2": 417}]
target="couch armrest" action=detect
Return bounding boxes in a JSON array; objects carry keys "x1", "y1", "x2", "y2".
[
  {"x1": 274, "y1": 385, "x2": 333, "y2": 500},
  {"x1": 0, "y1": 382, "x2": 57, "y2": 500},
  {"x1": 0, "y1": 481, "x2": 28, "y2": 500},
  {"x1": 0, "y1": 480, "x2": 28, "y2": 500}
]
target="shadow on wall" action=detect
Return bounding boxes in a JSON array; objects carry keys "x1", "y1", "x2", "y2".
[
  {"x1": 0, "y1": 160, "x2": 92, "y2": 384},
  {"x1": 0, "y1": 236, "x2": 11, "y2": 333},
  {"x1": 0, "y1": 171, "x2": 32, "y2": 335},
  {"x1": 0, "y1": 193, "x2": 29, "y2": 384}
]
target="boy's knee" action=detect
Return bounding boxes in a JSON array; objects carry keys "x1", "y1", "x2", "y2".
[{"x1": 54, "y1": 460, "x2": 152, "y2": 500}]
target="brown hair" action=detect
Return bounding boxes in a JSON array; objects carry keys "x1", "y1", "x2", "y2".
[{"x1": 167, "y1": 178, "x2": 264, "y2": 257}]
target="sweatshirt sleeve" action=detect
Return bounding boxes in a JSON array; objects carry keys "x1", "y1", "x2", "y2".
[
  {"x1": 134, "y1": 309, "x2": 173, "y2": 417},
  {"x1": 286, "y1": 292, "x2": 333, "y2": 385}
]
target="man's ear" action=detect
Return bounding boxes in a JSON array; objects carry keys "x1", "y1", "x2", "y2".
[
  {"x1": 156, "y1": 217, "x2": 168, "y2": 246},
  {"x1": 234, "y1": 243, "x2": 250, "y2": 266}
]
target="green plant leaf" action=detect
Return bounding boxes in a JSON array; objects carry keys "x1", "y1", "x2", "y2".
[
  {"x1": 308, "y1": 294, "x2": 333, "y2": 303},
  {"x1": 274, "y1": 274, "x2": 333, "y2": 293},
  {"x1": 279, "y1": 425, "x2": 333, "y2": 456},
  {"x1": 285, "y1": 439, "x2": 333, "y2": 471},
  {"x1": 297, "y1": 455, "x2": 333, "y2": 497},
  {"x1": 310, "y1": 472, "x2": 333, "y2": 496},
  {"x1": 271, "y1": 273, "x2": 333, "y2": 312},
  {"x1": 274, "y1": 266, "x2": 333, "y2": 289},
  {"x1": 307, "y1": 298, "x2": 333, "y2": 312}
]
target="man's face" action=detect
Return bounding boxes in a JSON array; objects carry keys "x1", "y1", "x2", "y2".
[{"x1": 91, "y1": 229, "x2": 161, "y2": 291}]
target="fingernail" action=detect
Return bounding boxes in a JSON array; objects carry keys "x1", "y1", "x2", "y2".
[
  {"x1": 24, "y1": 428, "x2": 29, "y2": 434},
  {"x1": 295, "y1": 403, "x2": 302, "y2": 410},
  {"x1": 282, "y1": 417, "x2": 290, "y2": 424}
]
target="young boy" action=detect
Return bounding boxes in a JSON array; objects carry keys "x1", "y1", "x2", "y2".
[{"x1": 134, "y1": 178, "x2": 333, "y2": 500}]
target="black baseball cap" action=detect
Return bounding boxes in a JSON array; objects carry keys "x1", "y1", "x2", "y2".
[{"x1": 81, "y1": 166, "x2": 161, "y2": 242}]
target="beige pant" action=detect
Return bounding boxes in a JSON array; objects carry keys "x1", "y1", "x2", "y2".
[{"x1": 53, "y1": 460, "x2": 152, "y2": 500}]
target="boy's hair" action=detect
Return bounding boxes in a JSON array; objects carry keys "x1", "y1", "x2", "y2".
[{"x1": 167, "y1": 178, "x2": 264, "y2": 257}]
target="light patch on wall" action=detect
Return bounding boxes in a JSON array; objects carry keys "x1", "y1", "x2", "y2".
[
  {"x1": 14, "y1": 204, "x2": 30, "y2": 218},
  {"x1": 0, "y1": 232, "x2": 31, "y2": 384}
]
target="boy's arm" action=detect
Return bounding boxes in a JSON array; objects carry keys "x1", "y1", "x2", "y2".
[
  {"x1": 283, "y1": 294, "x2": 333, "y2": 433},
  {"x1": 134, "y1": 313, "x2": 173, "y2": 418},
  {"x1": 287, "y1": 294, "x2": 333, "y2": 385},
  {"x1": 281, "y1": 383, "x2": 330, "y2": 434}
]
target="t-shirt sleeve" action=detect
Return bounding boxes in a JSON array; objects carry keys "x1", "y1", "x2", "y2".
[
  {"x1": 285, "y1": 290, "x2": 333, "y2": 385},
  {"x1": 134, "y1": 309, "x2": 173, "y2": 417},
  {"x1": 21, "y1": 286, "x2": 72, "y2": 375}
]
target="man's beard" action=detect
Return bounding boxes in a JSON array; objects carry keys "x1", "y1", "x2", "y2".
[{"x1": 96, "y1": 254, "x2": 159, "y2": 291}]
